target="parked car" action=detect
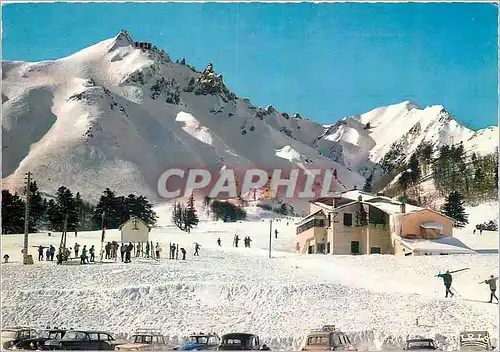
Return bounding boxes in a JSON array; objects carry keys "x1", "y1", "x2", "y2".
[
  {"x1": 403, "y1": 339, "x2": 438, "y2": 350},
  {"x1": 460, "y1": 331, "x2": 495, "y2": 351},
  {"x1": 476, "y1": 221, "x2": 498, "y2": 232},
  {"x1": 217, "y1": 333, "x2": 268, "y2": 351},
  {"x1": 114, "y1": 329, "x2": 168, "y2": 351},
  {"x1": 173, "y1": 332, "x2": 220, "y2": 351},
  {"x1": 299, "y1": 325, "x2": 356, "y2": 351},
  {"x1": 44, "y1": 330, "x2": 127, "y2": 350},
  {"x1": 12, "y1": 329, "x2": 67, "y2": 350},
  {"x1": 2, "y1": 327, "x2": 38, "y2": 350}
]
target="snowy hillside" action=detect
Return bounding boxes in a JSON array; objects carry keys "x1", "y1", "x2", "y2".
[
  {"x1": 1, "y1": 202, "x2": 498, "y2": 351},
  {"x1": 311, "y1": 101, "x2": 498, "y2": 180},
  {"x1": 2, "y1": 30, "x2": 362, "y2": 203}
]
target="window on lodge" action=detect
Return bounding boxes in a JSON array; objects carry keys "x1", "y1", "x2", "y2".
[{"x1": 296, "y1": 218, "x2": 326, "y2": 234}]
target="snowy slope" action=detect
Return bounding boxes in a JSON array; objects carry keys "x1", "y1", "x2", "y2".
[
  {"x1": 310, "y1": 101, "x2": 498, "y2": 180},
  {"x1": 1, "y1": 202, "x2": 498, "y2": 351},
  {"x1": 2, "y1": 30, "x2": 363, "y2": 202}
]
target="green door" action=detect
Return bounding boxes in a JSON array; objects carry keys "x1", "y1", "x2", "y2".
[{"x1": 351, "y1": 241, "x2": 360, "y2": 254}]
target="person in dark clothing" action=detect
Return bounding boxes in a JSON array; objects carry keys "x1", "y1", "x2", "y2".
[
  {"x1": 437, "y1": 271, "x2": 454, "y2": 298},
  {"x1": 80, "y1": 245, "x2": 88, "y2": 264},
  {"x1": 105, "y1": 242, "x2": 111, "y2": 259},
  {"x1": 170, "y1": 244, "x2": 176, "y2": 259},
  {"x1": 194, "y1": 243, "x2": 200, "y2": 256},
  {"x1": 38, "y1": 245, "x2": 44, "y2": 261},
  {"x1": 155, "y1": 243, "x2": 161, "y2": 259},
  {"x1": 180, "y1": 247, "x2": 186, "y2": 260},
  {"x1": 49, "y1": 245, "x2": 55, "y2": 261},
  {"x1": 120, "y1": 244, "x2": 126, "y2": 262},
  {"x1": 45, "y1": 248, "x2": 50, "y2": 261},
  {"x1": 125, "y1": 243, "x2": 133, "y2": 263},
  {"x1": 234, "y1": 235, "x2": 240, "y2": 248},
  {"x1": 247, "y1": 237, "x2": 252, "y2": 248},
  {"x1": 484, "y1": 275, "x2": 499, "y2": 303},
  {"x1": 274, "y1": 229, "x2": 278, "y2": 239},
  {"x1": 244, "y1": 237, "x2": 248, "y2": 248},
  {"x1": 217, "y1": 238, "x2": 221, "y2": 246},
  {"x1": 89, "y1": 245, "x2": 95, "y2": 262},
  {"x1": 74, "y1": 243, "x2": 80, "y2": 259},
  {"x1": 146, "y1": 242, "x2": 150, "y2": 258}
]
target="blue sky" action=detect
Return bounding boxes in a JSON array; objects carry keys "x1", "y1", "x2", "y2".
[{"x1": 2, "y1": 2, "x2": 498, "y2": 129}]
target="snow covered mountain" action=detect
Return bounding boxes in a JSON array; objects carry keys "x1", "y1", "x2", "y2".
[
  {"x1": 308, "y1": 101, "x2": 498, "y2": 181},
  {"x1": 2, "y1": 30, "x2": 497, "y2": 203},
  {"x1": 2, "y1": 30, "x2": 363, "y2": 202}
]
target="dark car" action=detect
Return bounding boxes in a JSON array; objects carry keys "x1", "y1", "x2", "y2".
[
  {"x1": 174, "y1": 333, "x2": 220, "y2": 351},
  {"x1": 12, "y1": 329, "x2": 67, "y2": 350},
  {"x1": 404, "y1": 339, "x2": 437, "y2": 350},
  {"x1": 2, "y1": 327, "x2": 38, "y2": 350},
  {"x1": 217, "y1": 333, "x2": 268, "y2": 351},
  {"x1": 44, "y1": 330, "x2": 127, "y2": 350}
]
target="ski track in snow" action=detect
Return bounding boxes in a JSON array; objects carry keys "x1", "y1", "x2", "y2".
[{"x1": 2, "y1": 202, "x2": 499, "y2": 351}]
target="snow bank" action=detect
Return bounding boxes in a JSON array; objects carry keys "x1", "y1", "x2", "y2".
[{"x1": 2, "y1": 213, "x2": 498, "y2": 351}]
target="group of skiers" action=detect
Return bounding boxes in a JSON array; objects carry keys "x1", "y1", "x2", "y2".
[
  {"x1": 436, "y1": 270, "x2": 498, "y2": 303},
  {"x1": 231, "y1": 234, "x2": 254, "y2": 248},
  {"x1": 37, "y1": 245, "x2": 56, "y2": 261},
  {"x1": 104, "y1": 241, "x2": 162, "y2": 262}
]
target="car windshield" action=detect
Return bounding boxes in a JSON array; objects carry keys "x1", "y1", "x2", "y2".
[
  {"x1": 1, "y1": 331, "x2": 17, "y2": 339},
  {"x1": 409, "y1": 341, "x2": 434, "y2": 348},
  {"x1": 308, "y1": 336, "x2": 329, "y2": 345},
  {"x1": 134, "y1": 335, "x2": 153, "y2": 343},
  {"x1": 63, "y1": 332, "x2": 88, "y2": 340},
  {"x1": 187, "y1": 336, "x2": 208, "y2": 344}
]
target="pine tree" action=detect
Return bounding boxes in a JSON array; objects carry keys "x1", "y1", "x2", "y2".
[
  {"x1": 418, "y1": 142, "x2": 434, "y2": 174},
  {"x1": 408, "y1": 154, "x2": 421, "y2": 184},
  {"x1": 442, "y1": 191, "x2": 469, "y2": 228},
  {"x1": 28, "y1": 181, "x2": 46, "y2": 232},
  {"x1": 185, "y1": 194, "x2": 199, "y2": 232},
  {"x1": 398, "y1": 171, "x2": 412, "y2": 193},
  {"x1": 93, "y1": 188, "x2": 121, "y2": 229},
  {"x1": 52, "y1": 186, "x2": 79, "y2": 232},
  {"x1": 362, "y1": 174, "x2": 373, "y2": 193},
  {"x1": 355, "y1": 203, "x2": 368, "y2": 227},
  {"x1": 1, "y1": 190, "x2": 25, "y2": 234}
]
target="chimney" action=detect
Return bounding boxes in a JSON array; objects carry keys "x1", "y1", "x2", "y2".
[{"x1": 401, "y1": 202, "x2": 406, "y2": 214}]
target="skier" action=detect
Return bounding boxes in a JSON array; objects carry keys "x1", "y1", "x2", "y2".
[
  {"x1": 483, "y1": 275, "x2": 499, "y2": 303},
  {"x1": 437, "y1": 270, "x2": 454, "y2": 298},
  {"x1": 146, "y1": 242, "x2": 150, "y2": 258},
  {"x1": 105, "y1": 242, "x2": 111, "y2": 259},
  {"x1": 136, "y1": 242, "x2": 142, "y2": 257},
  {"x1": 180, "y1": 247, "x2": 187, "y2": 260},
  {"x1": 125, "y1": 243, "x2": 133, "y2": 263},
  {"x1": 45, "y1": 247, "x2": 50, "y2": 261},
  {"x1": 120, "y1": 243, "x2": 126, "y2": 262},
  {"x1": 155, "y1": 243, "x2": 161, "y2": 259},
  {"x1": 275, "y1": 229, "x2": 278, "y2": 239},
  {"x1": 38, "y1": 245, "x2": 44, "y2": 261},
  {"x1": 234, "y1": 235, "x2": 240, "y2": 248},
  {"x1": 4, "y1": 254, "x2": 9, "y2": 263},
  {"x1": 49, "y1": 245, "x2": 55, "y2": 261},
  {"x1": 81, "y1": 245, "x2": 88, "y2": 264},
  {"x1": 89, "y1": 245, "x2": 95, "y2": 262},
  {"x1": 194, "y1": 243, "x2": 200, "y2": 256},
  {"x1": 247, "y1": 236, "x2": 252, "y2": 248},
  {"x1": 217, "y1": 238, "x2": 221, "y2": 246},
  {"x1": 74, "y1": 243, "x2": 80, "y2": 259}
]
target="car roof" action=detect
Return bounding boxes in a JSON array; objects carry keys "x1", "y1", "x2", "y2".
[
  {"x1": 222, "y1": 333, "x2": 256, "y2": 338},
  {"x1": 67, "y1": 330, "x2": 111, "y2": 334},
  {"x1": 408, "y1": 339, "x2": 435, "y2": 342}
]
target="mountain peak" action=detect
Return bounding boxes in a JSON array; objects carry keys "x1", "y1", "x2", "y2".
[{"x1": 106, "y1": 29, "x2": 134, "y2": 53}]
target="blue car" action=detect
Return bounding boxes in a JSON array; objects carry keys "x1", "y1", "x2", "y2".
[{"x1": 174, "y1": 333, "x2": 220, "y2": 351}]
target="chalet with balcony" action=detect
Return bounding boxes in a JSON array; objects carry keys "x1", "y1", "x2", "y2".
[{"x1": 296, "y1": 190, "x2": 474, "y2": 256}]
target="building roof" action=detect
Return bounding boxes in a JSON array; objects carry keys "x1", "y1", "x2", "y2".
[
  {"x1": 118, "y1": 217, "x2": 151, "y2": 231},
  {"x1": 338, "y1": 190, "x2": 376, "y2": 202},
  {"x1": 396, "y1": 235, "x2": 476, "y2": 254},
  {"x1": 298, "y1": 209, "x2": 326, "y2": 225}
]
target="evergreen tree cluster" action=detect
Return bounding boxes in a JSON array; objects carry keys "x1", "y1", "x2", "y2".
[
  {"x1": 442, "y1": 190, "x2": 469, "y2": 228},
  {"x1": 92, "y1": 188, "x2": 158, "y2": 229},
  {"x1": 171, "y1": 194, "x2": 199, "y2": 233},
  {"x1": 209, "y1": 200, "x2": 247, "y2": 222}
]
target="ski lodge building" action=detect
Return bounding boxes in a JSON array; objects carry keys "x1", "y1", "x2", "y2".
[
  {"x1": 296, "y1": 190, "x2": 475, "y2": 256},
  {"x1": 119, "y1": 217, "x2": 152, "y2": 243}
]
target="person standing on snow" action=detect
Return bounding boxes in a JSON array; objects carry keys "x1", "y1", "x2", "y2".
[
  {"x1": 45, "y1": 247, "x2": 50, "y2": 261},
  {"x1": 180, "y1": 247, "x2": 187, "y2": 260},
  {"x1": 49, "y1": 245, "x2": 55, "y2": 261},
  {"x1": 145, "y1": 242, "x2": 150, "y2": 258},
  {"x1": 217, "y1": 238, "x2": 221, "y2": 246},
  {"x1": 274, "y1": 229, "x2": 278, "y2": 239},
  {"x1": 89, "y1": 245, "x2": 95, "y2": 262},
  {"x1": 155, "y1": 243, "x2": 161, "y2": 259},
  {"x1": 483, "y1": 275, "x2": 499, "y2": 303},
  {"x1": 437, "y1": 270, "x2": 454, "y2": 298},
  {"x1": 194, "y1": 243, "x2": 200, "y2": 256},
  {"x1": 120, "y1": 243, "x2": 126, "y2": 262},
  {"x1": 80, "y1": 245, "x2": 88, "y2": 264},
  {"x1": 234, "y1": 235, "x2": 240, "y2": 248},
  {"x1": 38, "y1": 245, "x2": 44, "y2": 261},
  {"x1": 247, "y1": 237, "x2": 252, "y2": 248},
  {"x1": 74, "y1": 243, "x2": 80, "y2": 259}
]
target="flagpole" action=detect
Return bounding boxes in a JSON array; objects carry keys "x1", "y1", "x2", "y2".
[{"x1": 99, "y1": 211, "x2": 106, "y2": 263}]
